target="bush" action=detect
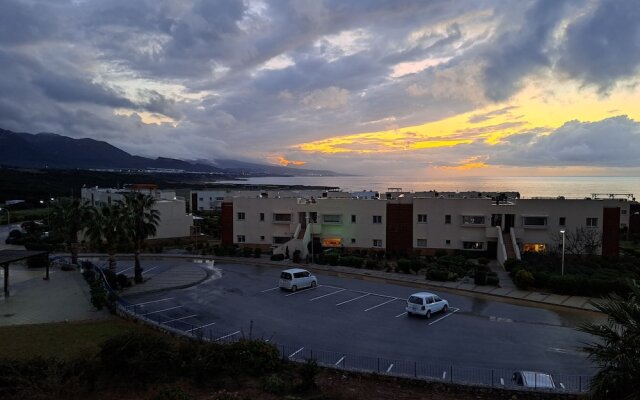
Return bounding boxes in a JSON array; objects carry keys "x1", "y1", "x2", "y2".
[
  {"x1": 89, "y1": 280, "x2": 107, "y2": 310},
  {"x1": 474, "y1": 270, "x2": 487, "y2": 285},
  {"x1": 514, "y1": 269, "x2": 535, "y2": 290},
  {"x1": 434, "y1": 249, "x2": 448, "y2": 258},
  {"x1": 253, "y1": 248, "x2": 262, "y2": 258},
  {"x1": 261, "y1": 373, "x2": 290, "y2": 395},
  {"x1": 477, "y1": 257, "x2": 490, "y2": 266},
  {"x1": 225, "y1": 339, "x2": 281, "y2": 377},
  {"x1": 292, "y1": 249, "x2": 301, "y2": 263},
  {"x1": 426, "y1": 268, "x2": 449, "y2": 281},
  {"x1": 26, "y1": 253, "x2": 49, "y2": 268},
  {"x1": 503, "y1": 258, "x2": 524, "y2": 272},
  {"x1": 365, "y1": 259, "x2": 378, "y2": 269},
  {"x1": 270, "y1": 254, "x2": 285, "y2": 261},
  {"x1": 242, "y1": 247, "x2": 252, "y2": 258},
  {"x1": 486, "y1": 275, "x2": 500, "y2": 286},
  {"x1": 396, "y1": 259, "x2": 413, "y2": 274},
  {"x1": 117, "y1": 273, "x2": 132, "y2": 288},
  {"x1": 297, "y1": 359, "x2": 320, "y2": 392},
  {"x1": 324, "y1": 254, "x2": 339, "y2": 266},
  {"x1": 153, "y1": 386, "x2": 195, "y2": 400},
  {"x1": 339, "y1": 256, "x2": 363, "y2": 268},
  {"x1": 99, "y1": 332, "x2": 178, "y2": 386}
]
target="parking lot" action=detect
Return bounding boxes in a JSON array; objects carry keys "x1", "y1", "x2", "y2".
[{"x1": 121, "y1": 261, "x2": 597, "y2": 382}]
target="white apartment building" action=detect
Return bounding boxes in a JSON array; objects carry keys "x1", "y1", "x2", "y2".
[
  {"x1": 81, "y1": 185, "x2": 193, "y2": 239},
  {"x1": 222, "y1": 191, "x2": 631, "y2": 264},
  {"x1": 191, "y1": 188, "x2": 354, "y2": 211}
]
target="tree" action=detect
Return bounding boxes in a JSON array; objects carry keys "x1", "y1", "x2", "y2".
[
  {"x1": 578, "y1": 282, "x2": 640, "y2": 399},
  {"x1": 122, "y1": 192, "x2": 160, "y2": 283},
  {"x1": 553, "y1": 227, "x2": 602, "y2": 256},
  {"x1": 86, "y1": 203, "x2": 127, "y2": 271},
  {"x1": 50, "y1": 197, "x2": 91, "y2": 264}
]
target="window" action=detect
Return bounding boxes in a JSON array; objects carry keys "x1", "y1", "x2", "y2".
[
  {"x1": 462, "y1": 215, "x2": 485, "y2": 225},
  {"x1": 417, "y1": 214, "x2": 428, "y2": 223},
  {"x1": 237, "y1": 212, "x2": 245, "y2": 220},
  {"x1": 523, "y1": 216, "x2": 547, "y2": 226},
  {"x1": 587, "y1": 217, "x2": 598, "y2": 227},
  {"x1": 523, "y1": 243, "x2": 546, "y2": 253},
  {"x1": 236, "y1": 235, "x2": 245, "y2": 243},
  {"x1": 445, "y1": 215, "x2": 451, "y2": 224},
  {"x1": 351, "y1": 238, "x2": 356, "y2": 244},
  {"x1": 259, "y1": 212, "x2": 265, "y2": 221},
  {"x1": 372, "y1": 215, "x2": 382, "y2": 224},
  {"x1": 216, "y1": 197, "x2": 224, "y2": 200},
  {"x1": 260, "y1": 236, "x2": 265, "y2": 241},
  {"x1": 322, "y1": 214, "x2": 342, "y2": 224},
  {"x1": 209, "y1": 197, "x2": 212, "y2": 200},
  {"x1": 622, "y1": 209, "x2": 627, "y2": 215},
  {"x1": 351, "y1": 214, "x2": 356, "y2": 223},
  {"x1": 462, "y1": 241, "x2": 484, "y2": 250},
  {"x1": 273, "y1": 236, "x2": 289, "y2": 244},
  {"x1": 445, "y1": 239, "x2": 451, "y2": 245},
  {"x1": 199, "y1": 197, "x2": 204, "y2": 201},
  {"x1": 559, "y1": 217, "x2": 566, "y2": 226},
  {"x1": 273, "y1": 213, "x2": 292, "y2": 222},
  {"x1": 373, "y1": 239, "x2": 382, "y2": 247},
  {"x1": 417, "y1": 238, "x2": 428, "y2": 248}
]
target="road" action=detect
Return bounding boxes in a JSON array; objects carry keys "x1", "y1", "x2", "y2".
[{"x1": 121, "y1": 261, "x2": 598, "y2": 389}]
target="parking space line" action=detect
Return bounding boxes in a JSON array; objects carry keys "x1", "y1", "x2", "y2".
[
  {"x1": 285, "y1": 287, "x2": 318, "y2": 297},
  {"x1": 289, "y1": 347, "x2": 304, "y2": 359},
  {"x1": 500, "y1": 378, "x2": 505, "y2": 386},
  {"x1": 216, "y1": 330, "x2": 240, "y2": 341},
  {"x1": 428, "y1": 308, "x2": 459, "y2": 325},
  {"x1": 119, "y1": 266, "x2": 133, "y2": 274},
  {"x1": 335, "y1": 356, "x2": 345, "y2": 366},
  {"x1": 364, "y1": 298, "x2": 397, "y2": 312},
  {"x1": 310, "y1": 288, "x2": 346, "y2": 301},
  {"x1": 395, "y1": 311, "x2": 407, "y2": 318},
  {"x1": 336, "y1": 293, "x2": 369, "y2": 306},
  {"x1": 442, "y1": 371, "x2": 447, "y2": 379},
  {"x1": 260, "y1": 287, "x2": 279, "y2": 293},
  {"x1": 143, "y1": 266, "x2": 160, "y2": 274},
  {"x1": 163, "y1": 314, "x2": 197, "y2": 324},
  {"x1": 386, "y1": 364, "x2": 394, "y2": 373},
  {"x1": 319, "y1": 284, "x2": 343, "y2": 290},
  {"x1": 130, "y1": 297, "x2": 175, "y2": 307},
  {"x1": 186, "y1": 322, "x2": 216, "y2": 332},
  {"x1": 141, "y1": 305, "x2": 182, "y2": 316}
]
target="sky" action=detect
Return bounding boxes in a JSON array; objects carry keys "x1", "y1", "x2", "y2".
[{"x1": 2, "y1": 0, "x2": 640, "y2": 177}]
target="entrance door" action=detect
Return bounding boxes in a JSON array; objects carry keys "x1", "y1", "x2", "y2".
[
  {"x1": 487, "y1": 241, "x2": 498, "y2": 258},
  {"x1": 299, "y1": 212, "x2": 307, "y2": 228},
  {"x1": 504, "y1": 214, "x2": 515, "y2": 233}
]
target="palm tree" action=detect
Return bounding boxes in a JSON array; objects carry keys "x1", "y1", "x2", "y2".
[
  {"x1": 50, "y1": 197, "x2": 91, "y2": 265},
  {"x1": 86, "y1": 203, "x2": 127, "y2": 271},
  {"x1": 578, "y1": 283, "x2": 640, "y2": 400},
  {"x1": 122, "y1": 192, "x2": 160, "y2": 283}
]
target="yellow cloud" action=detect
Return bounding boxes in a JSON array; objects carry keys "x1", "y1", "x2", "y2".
[
  {"x1": 274, "y1": 156, "x2": 306, "y2": 166},
  {"x1": 293, "y1": 75, "x2": 640, "y2": 157}
]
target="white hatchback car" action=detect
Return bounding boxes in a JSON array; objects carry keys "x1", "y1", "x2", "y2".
[
  {"x1": 279, "y1": 268, "x2": 317, "y2": 292},
  {"x1": 406, "y1": 292, "x2": 449, "y2": 318}
]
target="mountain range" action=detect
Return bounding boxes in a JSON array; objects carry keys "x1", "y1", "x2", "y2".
[{"x1": 0, "y1": 128, "x2": 342, "y2": 176}]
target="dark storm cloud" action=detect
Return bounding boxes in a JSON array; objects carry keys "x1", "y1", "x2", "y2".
[
  {"x1": 558, "y1": 0, "x2": 640, "y2": 89},
  {"x1": 489, "y1": 116, "x2": 640, "y2": 167},
  {"x1": 33, "y1": 74, "x2": 136, "y2": 109},
  {"x1": 0, "y1": 0, "x2": 58, "y2": 45},
  {"x1": 482, "y1": 0, "x2": 574, "y2": 101}
]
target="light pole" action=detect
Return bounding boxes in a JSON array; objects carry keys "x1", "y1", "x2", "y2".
[
  {"x1": 560, "y1": 230, "x2": 565, "y2": 277},
  {"x1": 40, "y1": 197, "x2": 54, "y2": 227},
  {"x1": 0, "y1": 207, "x2": 9, "y2": 225}
]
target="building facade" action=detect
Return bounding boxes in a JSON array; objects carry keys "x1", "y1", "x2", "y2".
[{"x1": 222, "y1": 191, "x2": 631, "y2": 263}]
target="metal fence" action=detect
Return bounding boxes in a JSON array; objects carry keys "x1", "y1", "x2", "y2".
[{"x1": 88, "y1": 261, "x2": 592, "y2": 394}]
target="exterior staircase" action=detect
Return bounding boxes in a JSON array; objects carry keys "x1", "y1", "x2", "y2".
[{"x1": 502, "y1": 232, "x2": 516, "y2": 259}]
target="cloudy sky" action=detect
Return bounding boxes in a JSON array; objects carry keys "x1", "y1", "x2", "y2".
[{"x1": 2, "y1": 0, "x2": 640, "y2": 177}]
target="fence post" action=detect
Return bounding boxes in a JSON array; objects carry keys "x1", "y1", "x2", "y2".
[
  {"x1": 414, "y1": 361, "x2": 417, "y2": 378},
  {"x1": 377, "y1": 358, "x2": 380, "y2": 373},
  {"x1": 450, "y1": 366, "x2": 453, "y2": 383},
  {"x1": 491, "y1": 369, "x2": 494, "y2": 387},
  {"x1": 310, "y1": 349, "x2": 313, "y2": 360},
  {"x1": 282, "y1": 345, "x2": 285, "y2": 361},
  {"x1": 342, "y1": 355, "x2": 346, "y2": 369},
  {"x1": 579, "y1": 376, "x2": 582, "y2": 392}
]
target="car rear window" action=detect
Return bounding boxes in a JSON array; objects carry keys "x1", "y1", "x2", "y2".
[
  {"x1": 280, "y1": 272, "x2": 292, "y2": 280},
  {"x1": 408, "y1": 296, "x2": 423, "y2": 305}
]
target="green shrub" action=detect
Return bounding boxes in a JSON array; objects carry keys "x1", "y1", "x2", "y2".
[
  {"x1": 225, "y1": 340, "x2": 281, "y2": 377},
  {"x1": 89, "y1": 280, "x2": 107, "y2": 310},
  {"x1": 434, "y1": 249, "x2": 448, "y2": 257},
  {"x1": 514, "y1": 269, "x2": 535, "y2": 290},
  {"x1": 426, "y1": 268, "x2": 449, "y2": 281},
  {"x1": 253, "y1": 248, "x2": 262, "y2": 258},
  {"x1": 474, "y1": 270, "x2": 487, "y2": 285},
  {"x1": 292, "y1": 249, "x2": 301, "y2": 263},
  {"x1": 365, "y1": 260, "x2": 378, "y2": 269},
  {"x1": 181, "y1": 342, "x2": 226, "y2": 387},
  {"x1": 242, "y1": 247, "x2": 252, "y2": 257},
  {"x1": 532, "y1": 271, "x2": 551, "y2": 288},
  {"x1": 261, "y1": 373, "x2": 291, "y2": 395},
  {"x1": 153, "y1": 386, "x2": 195, "y2": 400},
  {"x1": 213, "y1": 246, "x2": 226, "y2": 256},
  {"x1": 270, "y1": 254, "x2": 285, "y2": 261},
  {"x1": 504, "y1": 258, "x2": 524, "y2": 272},
  {"x1": 486, "y1": 275, "x2": 500, "y2": 286},
  {"x1": 324, "y1": 254, "x2": 339, "y2": 266},
  {"x1": 99, "y1": 332, "x2": 177, "y2": 386},
  {"x1": 477, "y1": 257, "x2": 490, "y2": 266},
  {"x1": 297, "y1": 359, "x2": 320, "y2": 392},
  {"x1": 396, "y1": 259, "x2": 412, "y2": 274},
  {"x1": 339, "y1": 256, "x2": 363, "y2": 268}
]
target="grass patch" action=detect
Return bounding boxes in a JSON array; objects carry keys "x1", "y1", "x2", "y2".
[{"x1": 0, "y1": 318, "x2": 161, "y2": 360}]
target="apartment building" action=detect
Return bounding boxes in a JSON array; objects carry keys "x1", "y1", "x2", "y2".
[
  {"x1": 222, "y1": 191, "x2": 631, "y2": 264},
  {"x1": 81, "y1": 185, "x2": 193, "y2": 239}
]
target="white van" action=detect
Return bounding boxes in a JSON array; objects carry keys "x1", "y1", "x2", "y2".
[
  {"x1": 406, "y1": 292, "x2": 449, "y2": 318},
  {"x1": 278, "y1": 268, "x2": 317, "y2": 292},
  {"x1": 512, "y1": 371, "x2": 556, "y2": 389}
]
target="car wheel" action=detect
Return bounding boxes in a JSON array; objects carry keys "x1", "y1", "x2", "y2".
[
  {"x1": 443, "y1": 305, "x2": 448, "y2": 313},
  {"x1": 311, "y1": 281, "x2": 317, "y2": 288},
  {"x1": 426, "y1": 310, "x2": 432, "y2": 319},
  {"x1": 407, "y1": 312, "x2": 413, "y2": 317},
  {"x1": 291, "y1": 285, "x2": 297, "y2": 292}
]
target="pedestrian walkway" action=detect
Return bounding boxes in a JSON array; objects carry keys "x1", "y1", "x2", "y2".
[
  {"x1": 122, "y1": 263, "x2": 210, "y2": 296},
  {"x1": 0, "y1": 263, "x2": 109, "y2": 326}
]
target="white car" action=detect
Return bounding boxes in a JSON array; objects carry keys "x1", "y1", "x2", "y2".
[
  {"x1": 512, "y1": 371, "x2": 556, "y2": 389},
  {"x1": 279, "y1": 268, "x2": 317, "y2": 292},
  {"x1": 406, "y1": 292, "x2": 448, "y2": 318}
]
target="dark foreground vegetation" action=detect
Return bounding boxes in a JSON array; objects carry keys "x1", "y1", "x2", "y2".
[{"x1": 0, "y1": 319, "x2": 581, "y2": 400}]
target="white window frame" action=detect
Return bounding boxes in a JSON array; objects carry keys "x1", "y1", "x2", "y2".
[
  {"x1": 237, "y1": 212, "x2": 245, "y2": 220},
  {"x1": 372, "y1": 215, "x2": 382, "y2": 224},
  {"x1": 586, "y1": 217, "x2": 598, "y2": 227},
  {"x1": 417, "y1": 238, "x2": 428, "y2": 248},
  {"x1": 236, "y1": 235, "x2": 246, "y2": 243},
  {"x1": 417, "y1": 214, "x2": 428, "y2": 223},
  {"x1": 373, "y1": 239, "x2": 382, "y2": 247}
]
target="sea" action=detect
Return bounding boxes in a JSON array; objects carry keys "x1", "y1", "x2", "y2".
[{"x1": 215, "y1": 176, "x2": 640, "y2": 199}]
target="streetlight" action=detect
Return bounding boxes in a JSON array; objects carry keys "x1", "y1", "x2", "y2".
[
  {"x1": 0, "y1": 207, "x2": 9, "y2": 225},
  {"x1": 40, "y1": 197, "x2": 54, "y2": 226},
  {"x1": 560, "y1": 230, "x2": 565, "y2": 277}
]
